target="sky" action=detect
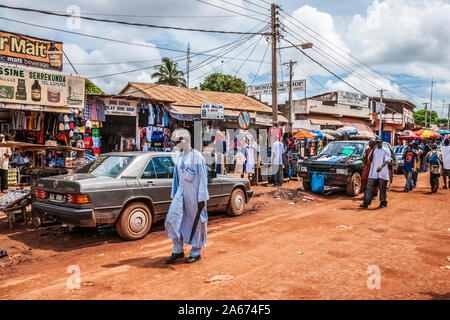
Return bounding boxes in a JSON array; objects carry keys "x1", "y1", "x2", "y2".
[{"x1": 1, "y1": 0, "x2": 450, "y2": 117}]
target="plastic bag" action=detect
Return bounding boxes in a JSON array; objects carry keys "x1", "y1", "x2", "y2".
[{"x1": 311, "y1": 172, "x2": 325, "y2": 193}]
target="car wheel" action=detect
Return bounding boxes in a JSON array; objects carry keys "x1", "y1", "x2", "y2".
[
  {"x1": 226, "y1": 188, "x2": 246, "y2": 217},
  {"x1": 32, "y1": 216, "x2": 41, "y2": 229},
  {"x1": 302, "y1": 180, "x2": 312, "y2": 192},
  {"x1": 346, "y1": 172, "x2": 362, "y2": 196},
  {"x1": 116, "y1": 202, "x2": 152, "y2": 241}
]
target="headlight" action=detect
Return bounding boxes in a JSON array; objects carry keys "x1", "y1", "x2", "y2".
[
  {"x1": 336, "y1": 168, "x2": 348, "y2": 175},
  {"x1": 300, "y1": 166, "x2": 308, "y2": 172}
]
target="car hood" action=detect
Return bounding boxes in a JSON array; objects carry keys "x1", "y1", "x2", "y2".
[
  {"x1": 301, "y1": 154, "x2": 359, "y2": 165},
  {"x1": 36, "y1": 174, "x2": 115, "y2": 193}
]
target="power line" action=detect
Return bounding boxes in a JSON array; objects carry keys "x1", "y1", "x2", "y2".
[
  {"x1": 0, "y1": 16, "x2": 270, "y2": 64},
  {"x1": 0, "y1": 4, "x2": 268, "y2": 35},
  {"x1": 233, "y1": 34, "x2": 266, "y2": 77},
  {"x1": 195, "y1": 0, "x2": 269, "y2": 23},
  {"x1": 242, "y1": 0, "x2": 270, "y2": 12},
  {"x1": 216, "y1": 0, "x2": 269, "y2": 16}
]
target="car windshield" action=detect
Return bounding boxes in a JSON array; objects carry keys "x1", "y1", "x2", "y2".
[
  {"x1": 76, "y1": 156, "x2": 134, "y2": 177},
  {"x1": 319, "y1": 142, "x2": 365, "y2": 157}
]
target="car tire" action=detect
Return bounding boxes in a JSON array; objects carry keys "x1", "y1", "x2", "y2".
[
  {"x1": 346, "y1": 172, "x2": 362, "y2": 196},
  {"x1": 116, "y1": 202, "x2": 152, "y2": 241},
  {"x1": 302, "y1": 180, "x2": 312, "y2": 192},
  {"x1": 226, "y1": 188, "x2": 246, "y2": 217}
]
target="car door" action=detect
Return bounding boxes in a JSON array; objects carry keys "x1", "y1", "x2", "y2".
[
  {"x1": 138, "y1": 156, "x2": 174, "y2": 216},
  {"x1": 206, "y1": 168, "x2": 223, "y2": 210}
]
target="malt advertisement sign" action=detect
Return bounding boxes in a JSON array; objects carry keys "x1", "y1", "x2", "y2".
[
  {"x1": 0, "y1": 30, "x2": 63, "y2": 71},
  {"x1": 0, "y1": 65, "x2": 85, "y2": 109}
]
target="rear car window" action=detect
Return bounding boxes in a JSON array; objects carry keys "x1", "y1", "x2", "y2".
[
  {"x1": 77, "y1": 156, "x2": 134, "y2": 177},
  {"x1": 142, "y1": 157, "x2": 174, "y2": 179}
]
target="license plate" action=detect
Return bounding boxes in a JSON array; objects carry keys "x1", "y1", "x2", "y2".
[{"x1": 48, "y1": 193, "x2": 66, "y2": 203}]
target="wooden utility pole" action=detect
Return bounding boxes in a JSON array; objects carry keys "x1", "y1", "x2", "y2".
[
  {"x1": 271, "y1": 3, "x2": 279, "y2": 125},
  {"x1": 447, "y1": 103, "x2": 450, "y2": 130},
  {"x1": 377, "y1": 89, "x2": 386, "y2": 138},
  {"x1": 429, "y1": 78, "x2": 434, "y2": 121},
  {"x1": 282, "y1": 60, "x2": 297, "y2": 130},
  {"x1": 186, "y1": 42, "x2": 191, "y2": 88}
]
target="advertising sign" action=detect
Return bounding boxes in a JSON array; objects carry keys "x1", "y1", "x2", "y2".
[
  {"x1": 246, "y1": 80, "x2": 306, "y2": 96},
  {"x1": 337, "y1": 90, "x2": 369, "y2": 108},
  {"x1": 102, "y1": 98, "x2": 138, "y2": 116},
  {"x1": 0, "y1": 30, "x2": 63, "y2": 71},
  {"x1": 201, "y1": 104, "x2": 224, "y2": 119},
  {"x1": 0, "y1": 65, "x2": 85, "y2": 109}
]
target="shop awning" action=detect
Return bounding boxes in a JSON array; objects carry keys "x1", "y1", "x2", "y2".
[
  {"x1": 168, "y1": 105, "x2": 200, "y2": 120},
  {"x1": 0, "y1": 103, "x2": 77, "y2": 114},
  {"x1": 307, "y1": 115, "x2": 343, "y2": 126},
  {"x1": 340, "y1": 118, "x2": 374, "y2": 134}
]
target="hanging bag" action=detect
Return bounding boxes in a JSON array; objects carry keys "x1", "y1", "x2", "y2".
[{"x1": 311, "y1": 172, "x2": 325, "y2": 193}]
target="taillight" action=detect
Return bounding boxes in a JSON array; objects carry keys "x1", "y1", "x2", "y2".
[
  {"x1": 66, "y1": 194, "x2": 91, "y2": 204},
  {"x1": 35, "y1": 189, "x2": 48, "y2": 199},
  {"x1": 248, "y1": 181, "x2": 251, "y2": 190}
]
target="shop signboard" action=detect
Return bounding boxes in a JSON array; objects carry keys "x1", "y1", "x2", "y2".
[
  {"x1": 246, "y1": 80, "x2": 306, "y2": 96},
  {"x1": 201, "y1": 104, "x2": 224, "y2": 119},
  {"x1": 255, "y1": 112, "x2": 272, "y2": 126},
  {"x1": 337, "y1": 90, "x2": 369, "y2": 108},
  {"x1": 0, "y1": 30, "x2": 63, "y2": 71},
  {"x1": 0, "y1": 65, "x2": 85, "y2": 109},
  {"x1": 102, "y1": 98, "x2": 138, "y2": 116}
]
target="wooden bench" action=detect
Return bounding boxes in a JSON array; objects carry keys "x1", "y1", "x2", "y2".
[{"x1": 2, "y1": 200, "x2": 30, "y2": 230}]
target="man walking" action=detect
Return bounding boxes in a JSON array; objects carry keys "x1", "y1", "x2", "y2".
[
  {"x1": 402, "y1": 143, "x2": 417, "y2": 192},
  {"x1": 425, "y1": 143, "x2": 443, "y2": 193},
  {"x1": 0, "y1": 134, "x2": 12, "y2": 193},
  {"x1": 361, "y1": 139, "x2": 391, "y2": 209},
  {"x1": 442, "y1": 139, "x2": 450, "y2": 189},
  {"x1": 412, "y1": 142, "x2": 421, "y2": 189},
  {"x1": 271, "y1": 136, "x2": 284, "y2": 187}
]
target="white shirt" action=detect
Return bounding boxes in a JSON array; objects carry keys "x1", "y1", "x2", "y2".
[
  {"x1": 368, "y1": 147, "x2": 391, "y2": 181},
  {"x1": 442, "y1": 146, "x2": 450, "y2": 170},
  {"x1": 272, "y1": 141, "x2": 284, "y2": 165}
]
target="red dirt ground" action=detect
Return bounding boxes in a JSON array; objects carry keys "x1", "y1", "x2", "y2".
[{"x1": 0, "y1": 173, "x2": 449, "y2": 300}]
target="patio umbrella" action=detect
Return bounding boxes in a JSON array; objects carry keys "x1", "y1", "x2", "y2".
[
  {"x1": 337, "y1": 126, "x2": 360, "y2": 136},
  {"x1": 437, "y1": 130, "x2": 450, "y2": 135},
  {"x1": 293, "y1": 130, "x2": 315, "y2": 139},
  {"x1": 398, "y1": 134, "x2": 422, "y2": 140},
  {"x1": 322, "y1": 133, "x2": 335, "y2": 140},
  {"x1": 349, "y1": 131, "x2": 377, "y2": 140},
  {"x1": 321, "y1": 129, "x2": 342, "y2": 136},
  {"x1": 414, "y1": 129, "x2": 441, "y2": 138}
]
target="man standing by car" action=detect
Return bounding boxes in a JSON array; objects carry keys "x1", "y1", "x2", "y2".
[
  {"x1": 165, "y1": 129, "x2": 209, "y2": 264},
  {"x1": 361, "y1": 138, "x2": 391, "y2": 209},
  {"x1": 0, "y1": 134, "x2": 12, "y2": 193},
  {"x1": 442, "y1": 139, "x2": 450, "y2": 189}
]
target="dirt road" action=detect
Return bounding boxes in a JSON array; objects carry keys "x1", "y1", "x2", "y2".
[{"x1": 0, "y1": 173, "x2": 449, "y2": 300}]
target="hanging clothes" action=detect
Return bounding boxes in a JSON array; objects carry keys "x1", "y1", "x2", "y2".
[
  {"x1": 246, "y1": 141, "x2": 257, "y2": 174},
  {"x1": 97, "y1": 100, "x2": 106, "y2": 122},
  {"x1": 165, "y1": 150, "x2": 209, "y2": 257}
]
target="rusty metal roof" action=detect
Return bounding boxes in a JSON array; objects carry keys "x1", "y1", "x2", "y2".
[{"x1": 119, "y1": 82, "x2": 273, "y2": 113}]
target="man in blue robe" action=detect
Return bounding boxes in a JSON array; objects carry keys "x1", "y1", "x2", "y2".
[{"x1": 165, "y1": 129, "x2": 209, "y2": 264}]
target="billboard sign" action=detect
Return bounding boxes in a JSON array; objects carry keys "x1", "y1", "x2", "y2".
[
  {"x1": 102, "y1": 98, "x2": 138, "y2": 116},
  {"x1": 201, "y1": 104, "x2": 224, "y2": 119},
  {"x1": 246, "y1": 80, "x2": 306, "y2": 96},
  {"x1": 0, "y1": 30, "x2": 63, "y2": 71},
  {"x1": 0, "y1": 65, "x2": 85, "y2": 109},
  {"x1": 337, "y1": 90, "x2": 369, "y2": 108}
]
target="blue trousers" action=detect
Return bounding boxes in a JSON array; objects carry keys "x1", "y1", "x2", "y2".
[
  {"x1": 172, "y1": 238, "x2": 202, "y2": 257},
  {"x1": 404, "y1": 171, "x2": 413, "y2": 191}
]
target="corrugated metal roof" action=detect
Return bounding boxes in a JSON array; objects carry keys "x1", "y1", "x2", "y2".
[{"x1": 119, "y1": 82, "x2": 273, "y2": 113}]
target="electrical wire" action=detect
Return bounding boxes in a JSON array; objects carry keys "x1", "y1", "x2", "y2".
[
  {"x1": 0, "y1": 4, "x2": 268, "y2": 35},
  {"x1": 195, "y1": 0, "x2": 269, "y2": 23},
  {"x1": 216, "y1": 0, "x2": 269, "y2": 16},
  {"x1": 233, "y1": 34, "x2": 266, "y2": 77},
  {"x1": 242, "y1": 0, "x2": 270, "y2": 12}
]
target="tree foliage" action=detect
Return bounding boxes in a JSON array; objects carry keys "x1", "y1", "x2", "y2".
[
  {"x1": 199, "y1": 73, "x2": 246, "y2": 94},
  {"x1": 414, "y1": 110, "x2": 438, "y2": 127},
  {"x1": 151, "y1": 57, "x2": 186, "y2": 87},
  {"x1": 85, "y1": 79, "x2": 105, "y2": 94}
]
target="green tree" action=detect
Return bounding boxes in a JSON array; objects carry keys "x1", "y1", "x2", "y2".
[
  {"x1": 414, "y1": 110, "x2": 438, "y2": 127},
  {"x1": 151, "y1": 57, "x2": 186, "y2": 87},
  {"x1": 199, "y1": 73, "x2": 246, "y2": 94},
  {"x1": 85, "y1": 79, "x2": 105, "y2": 94}
]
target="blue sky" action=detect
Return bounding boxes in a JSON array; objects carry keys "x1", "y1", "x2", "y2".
[{"x1": 1, "y1": 0, "x2": 450, "y2": 117}]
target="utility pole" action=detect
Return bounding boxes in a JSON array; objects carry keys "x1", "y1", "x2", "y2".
[
  {"x1": 377, "y1": 89, "x2": 386, "y2": 138},
  {"x1": 430, "y1": 78, "x2": 434, "y2": 123},
  {"x1": 282, "y1": 60, "x2": 297, "y2": 130},
  {"x1": 186, "y1": 42, "x2": 191, "y2": 88},
  {"x1": 447, "y1": 103, "x2": 450, "y2": 130},
  {"x1": 271, "y1": 3, "x2": 279, "y2": 125},
  {"x1": 423, "y1": 102, "x2": 429, "y2": 129}
]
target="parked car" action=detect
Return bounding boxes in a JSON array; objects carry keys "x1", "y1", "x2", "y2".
[
  {"x1": 32, "y1": 152, "x2": 253, "y2": 240},
  {"x1": 297, "y1": 140, "x2": 397, "y2": 196},
  {"x1": 393, "y1": 145, "x2": 407, "y2": 174}
]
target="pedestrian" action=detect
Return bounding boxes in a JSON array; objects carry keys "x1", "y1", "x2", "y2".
[
  {"x1": 420, "y1": 141, "x2": 431, "y2": 172},
  {"x1": 165, "y1": 129, "x2": 209, "y2": 264},
  {"x1": 361, "y1": 140, "x2": 376, "y2": 192},
  {"x1": 0, "y1": 134, "x2": 12, "y2": 193},
  {"x1": 442, "y1": 139, "x2": 450, "y2": 189},
  {"x1": 361, "y1": 138, "x2": 391, "y2": 209},
  {"x1": 271, "y1": 136, "x2": 284, "y2": 187},
  {"x1": 425, "y1": 143, "x2": 443, "y2": 193},
  {"x1": 412, "y1": 142, "x2": 422, "y2": 189},
  {"x1": 402, "y1": 143, "x2": 417, "y2": 192}
]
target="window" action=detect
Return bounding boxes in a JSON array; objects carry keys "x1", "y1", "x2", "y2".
[
  {"x1": 76, "y1": 156, "x2": 134, "y2": 177},
  {"x1": 142, "y1": 160, "x2": 157, "y2": 179},
  {"x1": 152, "y1": 157, "x2": 175, "y2": 179}
]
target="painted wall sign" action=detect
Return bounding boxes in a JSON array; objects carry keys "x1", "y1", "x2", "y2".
[
  {"x1": 0, "y1": 65, "x2": 85, "y2": 109},
  {"x1": 337, "y1": 90, "x2": 369, "y2": 108},
  {"x1": 0, "y1": 30, "x2": 63, "y2": 71}
]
